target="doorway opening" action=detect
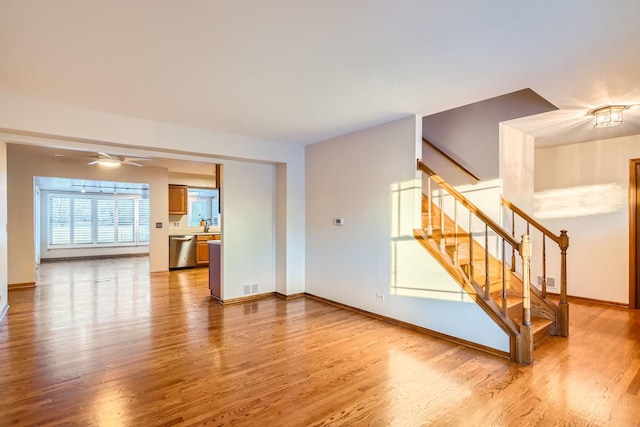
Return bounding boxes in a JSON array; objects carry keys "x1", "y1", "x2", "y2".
[{"x1": 34, "y1": 176, "x2": 151, "y2": 284}]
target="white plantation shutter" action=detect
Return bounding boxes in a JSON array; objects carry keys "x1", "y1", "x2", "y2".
[
  {"x1": 117, "y1": 199, "x2": 135, "y2": 243},
  {"x1": 138, "y1": 198, "x2": 150, "y2": 242},
  {"x1": 189, "y1": 200, "x2": 206, "y2": 226},
  {"x1": 211, "y1": 191, "x2": 220, "y2": 226},
  {"x1": 49, "y1": 197, "x2": 71, "y2": 245},
  {"x1": 97, "y1": 199, "x2": 115, "y2": 243},
  {"x1": 46, "y1": 193, "x2": 149, "y2": 248},
  {"x1": 73, "y1": 198, "x2": 93, "y2": 244}
]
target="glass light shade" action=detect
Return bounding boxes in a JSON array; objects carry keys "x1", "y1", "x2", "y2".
[
  {"x1": 97, "y1": 158, "x2": 121, "y2": 168},
  {"x1": 594, "y1": 106, "x2": 625, "y2": 128}
]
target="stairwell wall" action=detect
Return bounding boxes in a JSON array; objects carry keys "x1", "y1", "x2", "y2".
[{"x1": 306, "y1": 115, "x2": 509, "y2": 352}]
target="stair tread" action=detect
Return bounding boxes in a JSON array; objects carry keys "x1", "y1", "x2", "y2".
[
  {"x1": 511, "y1": 315, "x2": 554, "y2": 331},
  {"x1": 491, "y1": 294, "x2": 522, "y2": 307}
]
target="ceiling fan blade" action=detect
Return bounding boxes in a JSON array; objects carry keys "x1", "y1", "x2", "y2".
[
  {"x1": 87, "y1": 160, "x2": 99, "y2": 165},
  {"x1": 124, "y1": 161, "x2": 143, "y2": 167}
]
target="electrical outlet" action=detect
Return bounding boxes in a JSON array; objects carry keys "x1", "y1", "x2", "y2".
[{"x1": 376, "y1": 293, "x2": 385, "y2": 301}]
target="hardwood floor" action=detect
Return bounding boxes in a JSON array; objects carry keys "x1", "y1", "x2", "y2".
[{"x1": 1, "y1": 258, "x2": 640, "y2": 426}]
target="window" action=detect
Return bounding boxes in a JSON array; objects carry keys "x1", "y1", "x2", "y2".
[
  {"x1": 73, "y1": 198, "x2": 93, "y2": 244},
  {"x1": 138, "y1": 198, "x2": 150, "y2": 242},
  {"x1": 49, "y1": 197, "x2": 71, "y2": 245},
  {"x1": 117, "y1": 199, "x2": 135, "y2": 243},
  {"x1": 46, "y1": 193, "x2": 150, "y2": 248},
  {"x1": 187, "y1": 188, "x2": 220, "y2": 227},
  {"x1": 189, "y1": 200, "x2": 207, "y2": 226},
  {"x1": 97, "y1": 199, "x2": 115, "y2": 243},
  {"x1": 211, "y1": 195, "x2": 220, "y2": 226}
]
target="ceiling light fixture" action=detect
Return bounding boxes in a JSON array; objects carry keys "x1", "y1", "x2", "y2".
[
  {"x1": 97, "y1": 158, "x2": 122, "y2": 168},
  {"x1": 592, "y1": 105, "x2": 627, "y2": 128}
]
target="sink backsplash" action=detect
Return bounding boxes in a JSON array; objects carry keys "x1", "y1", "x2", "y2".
[{"x1": 169, "y1": 214, "x2": 221, "y2": 235}]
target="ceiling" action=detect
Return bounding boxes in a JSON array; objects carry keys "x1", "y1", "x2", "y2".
[
  {"x1": 13, "y1": 143, "x2": 219, "y2": 175},
  {"x1": 1, "y1": 1, "x2": 640, "y2": 146}
]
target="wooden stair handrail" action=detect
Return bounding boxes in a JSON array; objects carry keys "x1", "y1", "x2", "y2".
[
  {"x1": 500, "y1": 196, "x2": 562, "y2": 244},
  {"x1": 422, "y1": 137, "x2": 480, "y2": 183},
  {"x1": 417, "y1": 159, "x2": 520, "y2": 251}
]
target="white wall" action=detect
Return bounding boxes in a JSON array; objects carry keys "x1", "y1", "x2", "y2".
[
  {"x1": 306, "y1": 116, "x2": 509, "y2": 352},
  {"x1": 221, "y1": 160, "x2": 275, "y2": 299},
  {"x1": 534, "y1": 134, "x2": 640, "y2": 304},
  {"x1": 500, "y1": 124, "x2": 535, "y2": 212},
  {"x1": 0, "y1": 93, "x2": 305, "y2": 296},
  {"x1": 7, "y1": 144, "x2": 168, "y2": 282},
  {"x1": 0, "y1": 142, "x2": 8, "y2": 320}
]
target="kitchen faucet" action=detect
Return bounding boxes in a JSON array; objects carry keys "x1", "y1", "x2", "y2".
[{"x1": 203, "y1": 218, "x2": 212, "y2": 233}]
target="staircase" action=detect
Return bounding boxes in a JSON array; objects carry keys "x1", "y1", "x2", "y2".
[{"x1": 415, "y1": 159, "x2": 569, "y2": 364}]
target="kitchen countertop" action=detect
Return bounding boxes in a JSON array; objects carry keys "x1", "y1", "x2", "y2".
[{"x1": 169, "y1": 231, "x2": 221, "y2": 236}]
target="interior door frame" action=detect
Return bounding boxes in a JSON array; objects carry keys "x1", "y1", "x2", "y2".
[{"x1": 629, "y1": 159, "x2": 640, "y2": 309}]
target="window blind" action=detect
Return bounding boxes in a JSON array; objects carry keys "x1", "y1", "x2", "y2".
[
  {"x1": 117, "y1": 199, "x2": 135, "y2": 243},
  {"x1": 47, "y1": 193, "x2": 150, "y2": 248},
  {"x1": 49, "y1": 197, "x2": 71, "y2": 245},
  {"x1": 138, "y1": 198, "x2": 150, "y2": 242},
  {"x1": 73, "y1": 198, "x2": 93, "y2": 244},
  {"x1": 97, "y1": 199, "x2": 116, "y2": 244}
]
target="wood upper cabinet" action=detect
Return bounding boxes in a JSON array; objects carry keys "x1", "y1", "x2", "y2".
[{"x1": 168, "y1": 184, "x2": 188, "y2": 215}]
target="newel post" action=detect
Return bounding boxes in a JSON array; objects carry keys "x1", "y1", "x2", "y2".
[
  {"x1": 518, "y1": 234, "x2": 534, "y2": 364},
  {"x1": 557, "y1": 230, "x2": 570, "y2": 337},
  {"x1": 521, "y1": 234, "x2": 532, "y2": 327}
]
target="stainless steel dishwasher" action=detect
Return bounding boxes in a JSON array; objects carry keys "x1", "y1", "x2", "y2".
[{"x1": 169, "y1": 235, "x2": 196, "y2": 269}]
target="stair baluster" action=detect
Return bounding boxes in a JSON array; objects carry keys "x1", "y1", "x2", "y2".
[
  {"x1": 501, "y1": 239, "x2": 507, "y2": 316},
  {"x1": 484, "y1": 224, "x2": 490, "y2": 300},
  {"x1": 541, "y1": 237, "x2": 547, "y2": 298},
  {"x1": 439, "y1": 188, "x2": 445, "y2": 252},
  {"x1": 468, "y1": 214, "x2": 474, "y2": 278},
  {"x1": 454, "y1": 200, "x2": 459, "y2": 267},
  {"x1": 426, "y1": 177, "x2": 433, "y2": 237},
  {"x1": 511, "y1": 210, "x2": 516, "y2": 272}
]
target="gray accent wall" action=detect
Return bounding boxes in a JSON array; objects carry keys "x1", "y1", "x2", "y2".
[{"x1": 422, "y1": 88, "x2": 557, "y2": 180}]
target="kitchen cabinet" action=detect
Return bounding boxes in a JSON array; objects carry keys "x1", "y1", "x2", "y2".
[
  {"x1": 168, "y1": 184, "x2": 188, "y2": 215},
  {"x1": 196, "y1": 234, "x2": 220, "y2": 266}
]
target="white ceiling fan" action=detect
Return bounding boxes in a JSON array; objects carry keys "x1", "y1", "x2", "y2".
[{"x1": 86, "y1": 152, "x2": 150, "y2": 168}]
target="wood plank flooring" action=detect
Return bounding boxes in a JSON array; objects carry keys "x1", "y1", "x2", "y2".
[{"x1": 1, "y1": 257, "x2": 640, "y2": 426}]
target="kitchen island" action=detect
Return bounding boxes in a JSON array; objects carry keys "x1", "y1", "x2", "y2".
[{"x1": 208, "y1": 240, "x2": 222, "y2": 301}]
